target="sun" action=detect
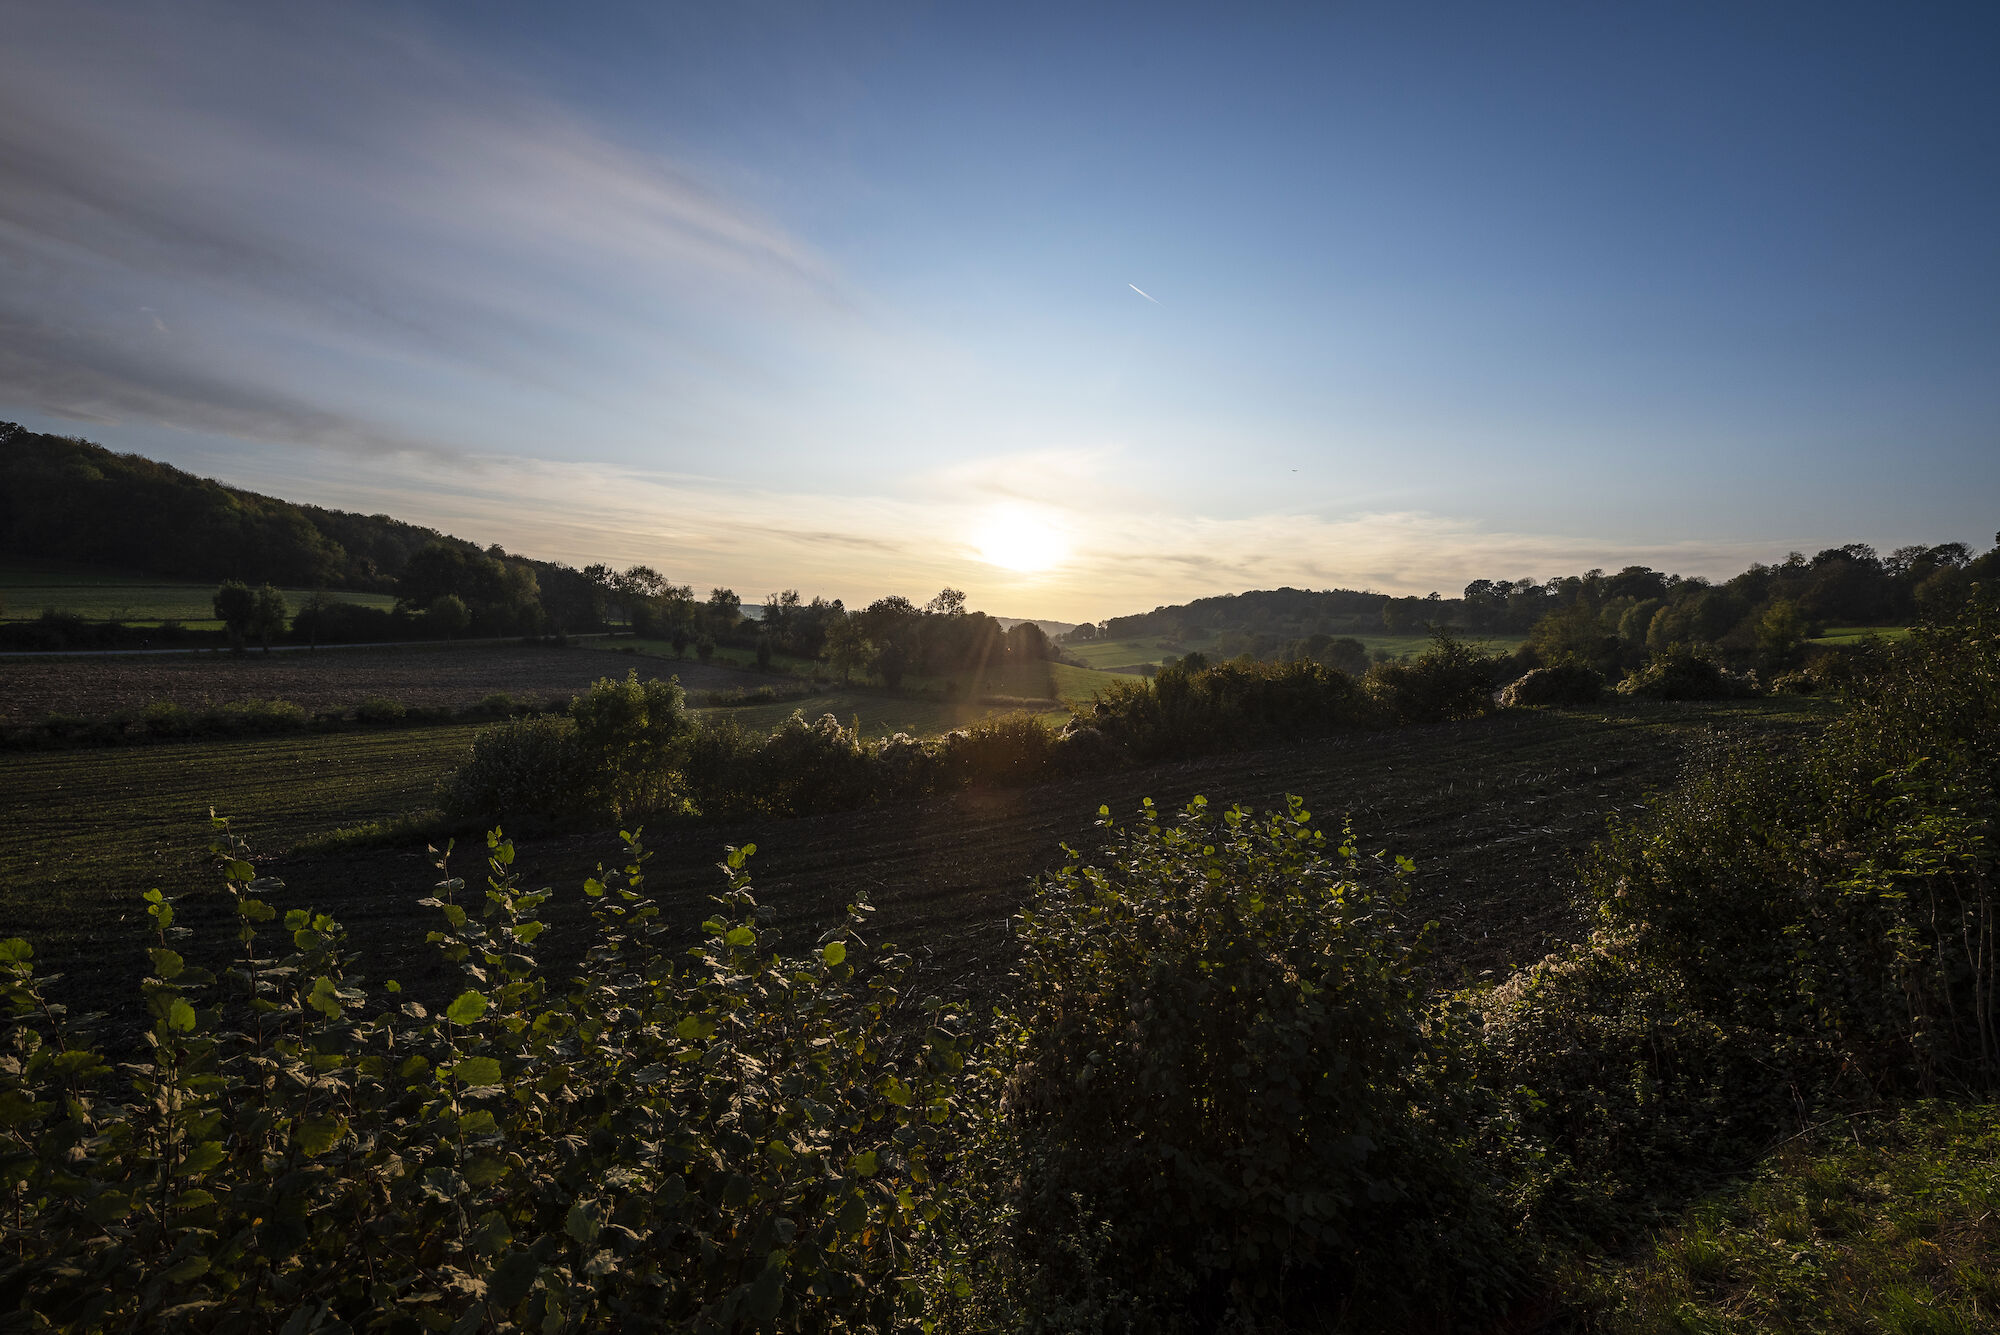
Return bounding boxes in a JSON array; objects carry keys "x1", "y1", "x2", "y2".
[{"x1": 972, "y1": 505, "x2": 1069, "y2": 573}]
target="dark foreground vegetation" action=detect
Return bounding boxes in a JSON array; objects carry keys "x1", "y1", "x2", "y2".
[{"x1": 5, "y1": 590, "x2": 2000, "y2": 1331}]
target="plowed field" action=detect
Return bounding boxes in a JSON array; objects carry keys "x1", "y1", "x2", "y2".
[
  {"x1": 0, "y1": 697, "x2": 1837, "y2": 1024},
  {"x1": 0, "y1": 643, "x2": 765, "y2": 722}
]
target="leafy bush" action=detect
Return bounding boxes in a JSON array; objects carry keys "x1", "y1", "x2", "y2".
[
  {"x1": 755, "y1": 712, "x2": 880, "y2": 816},
  {"x1": 1081, "y1": 657, "x2": 1373, "y2": 762},
  {"x1": 197, "y1": 698, "x2": 309, "y2": 735},
  {"x1": 1500, "y1": 662, "x2": 1604, "y2": 707},
  {"x1": 0, "y1": 822, "x2": 974, "y2": 1331},
  {"x1": 1363, "y1": 631, "x2": 1505, "y2": 724},
  {"x1": 437, "y1": 715, "x2": 595, "y2": 833},
  {"x1": 1616, "y1": 643, "x2": 1758, "y2": 700},
  {"x1": 993, "y1": 797, "x2": 1524, "y2": 1330},
  {"x1": 941, "y1": 712, "x2": 1059, "y2": 788},
  {"x1": 1478, "y1": 598, "x2": 2000, "y2": 1240},
  {"x1": 566, "y1": 670, "x2": 699, "y2": 820},
  {"x1": 355, "y1": 694, "x2": 407, "y2": 724}
]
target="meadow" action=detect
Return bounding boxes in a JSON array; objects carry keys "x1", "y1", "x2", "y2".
[
  {"x1": 1810, "y1": 624, "x2": 1913, "y2": 645},
  {"x1": 0, "y1": 556, "x2": 395, "y2": 629}
]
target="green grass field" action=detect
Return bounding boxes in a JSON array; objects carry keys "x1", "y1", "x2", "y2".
[
  {"x1": 0, "y1": 557, "x2": 396, "y2": 628},
  {"x1": 600, "y1": 638, "x2": 1122, "y2": 712},
  {"x1": 1811, "y1": 625, "x2": 1911, "y2": 645}
]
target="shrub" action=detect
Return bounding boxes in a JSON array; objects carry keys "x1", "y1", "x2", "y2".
[
  {"x1": 944, "y1": 712, "x2": 1059, "y2": 787},
  {"x1": 1616, "y1": 643, "x2": 1758, "y2": 700},
  {"x1": 1364, "y1": 631, "x2": 1504, "y2": 724},
  {"x1": 1051, "y1": 723, "x2": 1125, "y2": 776},
  {"x1": 354, "y1": 694, "x2": 407, "y2": 724},
  {"x1": 438, "y1": 715, "x2": 595, "y2": 832},
  {"x1": 141, "y1": 700, "x2": 195, "y2": 738},
  {"x1": 1500, "y1": 661, "x2": 1604, "y2": 707},
  {"x1": 994, "y1": 797, "x2": 1524, "y2": 1329},
  {"x1": 1082, "y1": 657, "x2": 1373, "y2": 762},
  {"x1": 0, "y1": 823, "x2": 973, "y2": 1331},
  {"x1": 198, "y1": 698, "x2": 309, "y2": 735},
  {"x1": 1477, "y1": 598, "x2": 2000, "y2": 1241},
  {"x1": 568, "y1": 670, "x2": 699, "y2": 819},
  {"x1": 754, "y1": 712, "x2": 879, "y2": 815}
]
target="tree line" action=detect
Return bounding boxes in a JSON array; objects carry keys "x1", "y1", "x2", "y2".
[{"x1": 1071, "y1": 537, "x2": 2000, "y2": 677}]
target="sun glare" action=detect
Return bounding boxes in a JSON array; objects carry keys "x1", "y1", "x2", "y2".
[{"x1": 972, "y1": 506, "x2": 1069, "y2": 573}]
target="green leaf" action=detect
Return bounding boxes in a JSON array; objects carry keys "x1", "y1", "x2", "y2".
[
  {"x1": 747, "y1": 1257, "x2": 786, "y2": 1324},
  {"x1": 149, "y1": 948, "x2": 185, "y2": 980},
  {"x1": 821, "y1": 941, "x2": 847, "y2": 966},
  {"x1": 0, "y1": 938, "x2": 32, "y2": 964},
  {"x1": 227, "y1": 860, "x2": 256, "y2": 882},
  {"x1": 848, "y1": 1150, "x2": 879, "y2": 1177},
  {"x1": 487, "y1": 1249, "x2": 542, "y2": 1308},
  {"x1": 566, "y1": 1199, "x2": 602, "y2": 1248},
  {"x1": 181, "y1": 1141, "x2": 226, "y2": 1176},
  {"x1": 295, "y1": 1114, "x2": 348, "y2": 1156},
  {"x1": 454, "y1": 1056, "x2": 503, "y2": 1087},
  {"x1": 166, "y1": 998, "x2": 197, "y2": 1033},
  {"x1": 881, "y1": 1075, "x2": 911, "y2": 1107},
  {"x1": 307, "y1": 975, "x2": 343, "y2": 1019},
  {"x1": 161, "y1": 1254, "x2": 211, "y2": 1284},
  {"x1": 725, "y1": 926, "x2": 756, "y2": 947},
  {"x1": 673, "y1": 1015, "x2": 714, "y2": 1041},
  {"x1": 446, "y1": 990, "x2": 488, "y2": 1025}
]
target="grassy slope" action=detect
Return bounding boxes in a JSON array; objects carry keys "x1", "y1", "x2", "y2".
[
  {"x1": 0, "y1": 556, "x2": 396, "y2": 627},
  {"x1": 1585, "y1": 1101, "x2": 2000, "y2": 1333}
]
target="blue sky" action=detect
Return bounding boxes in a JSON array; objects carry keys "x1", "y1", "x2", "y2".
[{"x1": 2, "y1": 1, "x2": 1995, "y2": 619}]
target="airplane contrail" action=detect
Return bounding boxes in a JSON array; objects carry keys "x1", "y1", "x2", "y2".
[{"x1": 1128, "y1": 283, "x2": 1160, "y2": 304}]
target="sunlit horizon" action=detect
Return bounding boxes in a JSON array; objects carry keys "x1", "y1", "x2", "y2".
[{"x1": 3, "y1": 3, "x2": 1995, "y2": 622}]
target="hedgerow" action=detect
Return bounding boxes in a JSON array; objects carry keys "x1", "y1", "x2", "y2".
[
  {"x1": 1479, "y1": 594, "x2": 2000, "y2": 1242},
  {"x1": 0, "y1": 821, "x2": 975, "y2": 1332}
]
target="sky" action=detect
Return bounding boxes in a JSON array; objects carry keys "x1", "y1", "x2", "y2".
[{"x1": 2, "y1": 1, "x2": 1996, "y2": 621}]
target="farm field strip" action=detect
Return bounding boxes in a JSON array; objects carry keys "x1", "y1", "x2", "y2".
[
  {"x1": 0, "y1": 561, "x2": 397, "y2": 626},
  {"x1": 0, "y1": 726, "x2": 482, "y2": 980},
  {"x1": 0, "y1": 643, "x2": 769, "y2": 722},
  {"x1": 0, "y1": 696, "x2": 1837, "y2": 1020}
]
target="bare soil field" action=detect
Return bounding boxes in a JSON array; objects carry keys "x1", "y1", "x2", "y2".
[
  {"x1": 0, "y1": 696, "x2": 1831, "y2": 1028},
  {"x1": 0, "y1": 642, "x2": 768, "y2": 722}
]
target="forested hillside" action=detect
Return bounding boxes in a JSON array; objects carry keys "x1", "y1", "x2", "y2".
[
  {"x1": 0, "y1": 424, "x2": 453, "y2": 590},
  {"x1": 1081, "y1": 538, "x2": 2000, "y2": 676}
]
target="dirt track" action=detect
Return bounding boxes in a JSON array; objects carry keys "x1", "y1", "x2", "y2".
[{"x1": 0, "y1": 643, "x2": 764, "y2": 722}]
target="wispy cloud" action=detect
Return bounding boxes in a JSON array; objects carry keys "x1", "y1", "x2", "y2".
[{"x1": 0, "y1": 1, "x2": 844, "y2": 455}]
